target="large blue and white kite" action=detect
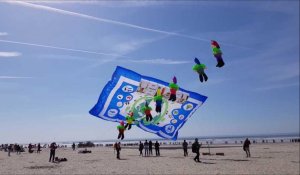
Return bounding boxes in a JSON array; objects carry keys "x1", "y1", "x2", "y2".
[{"x1": 89, "y1": 66, "x2": 207, "y2": 140}]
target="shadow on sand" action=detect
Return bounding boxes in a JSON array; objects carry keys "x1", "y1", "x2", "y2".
[
  {"x1": 25, "y1": 165, "x2": 59, "y2": 169},
  {"x1": 201, "y1": 158, "x2": 249, "y2": 162},
  {"x1": 192, "y1": 160, "x2": 216, "y2": 164},
  {"x1": 118, "y1": 158, "x2": 128, "y2": 160}
]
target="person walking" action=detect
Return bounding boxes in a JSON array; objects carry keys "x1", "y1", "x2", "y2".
[
  {"x1": 154, "y1": 141, "x2": 160, "y2": 156},
  {"x1": 139, "y1": 141, "x2": 144, "y2": 156},
  {"x1": 116, "y1": 142, "x2": 121, "y2": 159},
  {"x1": 243, "y1": 138, "x2": 251, "y2": 157},
  {"x1": 182, "y1": 140, "x2": 188, "y2": 157},
  {"x1": 144, "y1": 140, "x2": 149, "y2": 157},
  {"x1": 49, "y1": 142, "x2": 57, "y2": 162},
  {"x1": 192, "y1": 138, "x2": 201, "y2": 162}
]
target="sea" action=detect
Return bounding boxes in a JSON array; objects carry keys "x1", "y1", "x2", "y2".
[{"x1": 57, "y1": 133, "x2": 300, "y2": 147}]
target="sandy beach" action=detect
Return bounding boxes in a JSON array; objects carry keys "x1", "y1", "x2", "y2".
[{"x1": 0, "y1": 142, "x2": 299, "y2": 174}]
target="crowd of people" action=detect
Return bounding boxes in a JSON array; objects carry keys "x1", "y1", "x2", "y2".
[
  {"x1": 0, "y1": 144, "x2": 25, "y2": 156},
  {"x1": 1, "y1": 138, "x2": 252, "y2": 163},
  {"x1": 113, "y1": 138, "x2": 253, "y2": 161},
  {"x1": 137, "y1": 140, "x2": 161, "y2": 157}
]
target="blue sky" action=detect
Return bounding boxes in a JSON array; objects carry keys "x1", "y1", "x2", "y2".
[{"x1": 0, "y1": 1, "x2": 299, "y2": 143}]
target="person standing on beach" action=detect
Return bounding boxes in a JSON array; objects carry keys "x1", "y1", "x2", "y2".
[
  {"x1": 28, "y1": 143, "x2": 33, "y2": 153},
  {"x1": 49, "y1": 142, "x2": 57, "y2": 162},
  {"x1": 149, "y1": 140, "x2": 153, "y2": 155},
  {"x1": 116, "y1": 142, "x2": 121, "y2": 159},
  {"x1": 243, "y1": 138, "x2": 251, "y2": 157},
  {"x1": 144, "y1": 140, "x2": 149, "y2": 157},
  {"x1": 8, "y1": 144, "x2": 12, "y2": 157},
  {"x1": 37, "y1": 143, "x2": 41, "y2": 154},
  {"x1": 16, "y1": 144, "x2": 21, "y2": 155},
  {"x1": 72, "y1": 143, "x2": 76, "y2": 151},
  {"x1": 154, "y1": 141, "x2": 160, "y2": 156},
  {"x1": 192, "y1": 138, "x2": 201, "y2": 162},
  {"x1": 182, "y1": 140, "x2": 188, "y2": 157},
  {"x1": 139, "y1": 141, "x2": 144, "y2": 156}
]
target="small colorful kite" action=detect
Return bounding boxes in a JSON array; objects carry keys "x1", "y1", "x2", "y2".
[
  {"x1": 193, "y1": 58, "x2": 208, "y2": 82},
  {"x1": 211, "y1": 40, "x2": 225, "y2": 67}
]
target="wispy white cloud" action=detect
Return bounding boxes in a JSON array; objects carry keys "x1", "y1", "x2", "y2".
[
  {"x1": 268, "y1": 63, "x2": 299, "y2": 82},
  {"x1": 254, "y1": 82, "x2": 299, "y2": 91},
  {"x1": 0, "y1": 39, "x2": 129, "y2": 58},
  {"x1": 229, "y1": 32, "x2": 299, "y2": 84},
  {"x1": 10, "y1": 0, "x2": 98, "y2": 3},
  {"x1": 0, "y1": 38, "x2": 176, "y2": 62},
  {"x1": 0, "y1": 38, "x2": 187, "y2": 65},
  {"x1": 71, "y1": 36, "x2": 188, "y2": 75},
  {"x1": 36, "y1": 54, "x2": 99, "y2": 61},
  {"x1": 121, "y1": 59, "x2": 191, "y2": 65},
  {"x1": 0, "y1": 32, "x2": 8, "y2": 36},
  {"x1": 7, "y1": 1, "x2": 212, "y2": 43},
  {"x1": 0, "y1": 51, "x2": 21, "y2": 57},
  {"x1": 109, "y1": 34, "x2": 172, "y2": 54},
  {"x1": 0, "y1": 76, "x2": 33, "y2": 79},
  {"x1": 8, "y1": 1, "x2": 158, "y2": 6}
]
